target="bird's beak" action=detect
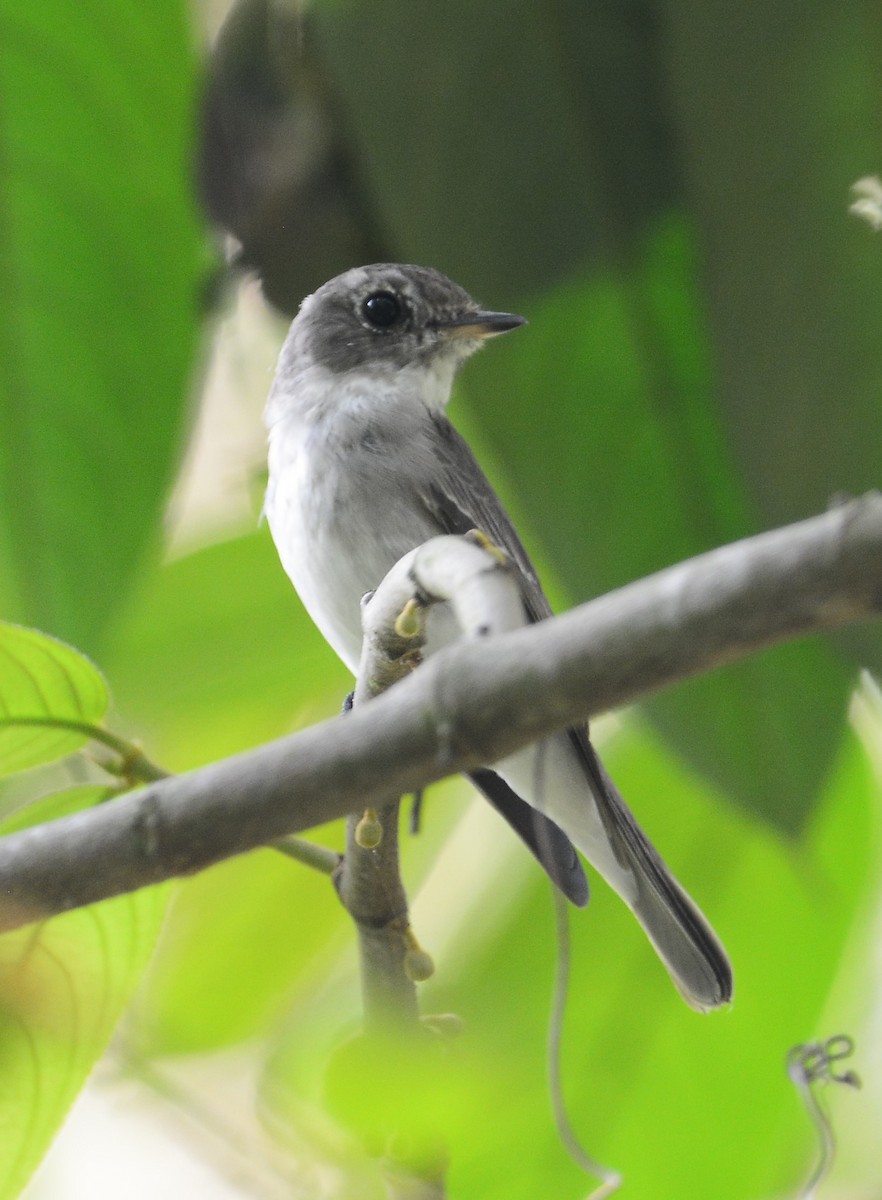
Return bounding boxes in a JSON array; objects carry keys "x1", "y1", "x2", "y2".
[{"x1": 437, "y1": 310, "x2": 527, "y2": 340}]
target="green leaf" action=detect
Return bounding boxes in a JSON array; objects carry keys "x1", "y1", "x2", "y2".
[
  {"x1": 0, "y1": 0, "x2": 205, "y2": 655},
  {"x1": 0, "y1": 786, "x2": 168, "y2": 1198},
  {"x1": 139, "y1": 775, "x2": 471, "y2": 1056},
  {"x1": 311, "y1": 0, "x2": 676, "y2": 296},
  {"x1": 461, "y1": 239, "x2": 854, "y2": 831},
  {"x1": 0, "y1": 783, "x2": 114, "y2": 836},
  {"x1": 410, "y1": 718, "x2": 876, "y2": 1200},
  {"x1": 105, "y1": 528, "x2": 351, "y2": 770},
  {"x1": 660, "y1": 0, "x2": 882, "y2": 689},
  {"x1": 305, "y1": 0, "x2": 882, "y2": 830},
  {"x1": 250, "y1": 714, "x2": 879, "y2": 1195},
  {"x1": 99, "y1": 528, "x2": 363, "y2": 1053},
  {"x1": 0, "y1": 622, "x2": 109, "y2": 777},
  {"x1": 138, "y1": 846, "x2": 349, "y2": 1054},
  {"x1": 663, "y1": 0, "x2": 882, "y2": 533}
]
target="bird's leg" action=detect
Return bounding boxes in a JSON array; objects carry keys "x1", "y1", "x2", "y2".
[{"x1": 464, "y1": 526, "x2": 509, "y2": 565}]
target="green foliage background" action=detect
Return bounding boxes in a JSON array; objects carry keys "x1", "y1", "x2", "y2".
[{"x1": 0, "y1": 0, "x2": 880, "y2": 1196}]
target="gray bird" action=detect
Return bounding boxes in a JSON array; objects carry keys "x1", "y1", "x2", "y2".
[{"x1": 264, "y1": 263, "x2": 732, "y2": 1011}]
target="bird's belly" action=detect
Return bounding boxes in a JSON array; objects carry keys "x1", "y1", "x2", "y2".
[{"x1": 266, "y1": 435, "x2": 444, "y2": 672}]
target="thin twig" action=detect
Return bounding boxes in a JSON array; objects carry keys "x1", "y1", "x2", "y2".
[
  {"x1": 272, "y1": 835, "x2": 341, "y2": 875},
  {"x1": 548, "y1": 887, "x2": 622, "y2": 1198},
  {"x1": 0, "y1": 716, "x2": 171, "y2": 783},
  {"x1": 332, "y1": 562, "x2": 431, "y2": 1033},
  {"x1": 336, "y1": 800, "x2": 420, "y2": 1032},
  {"x1": 787, "y1": 1035, "x2": 860, "y2": 1199}
]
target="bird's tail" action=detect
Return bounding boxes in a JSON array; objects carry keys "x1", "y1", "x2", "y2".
[
  {"x1": 581, "y1": 737, "x2": 733, "y2": 1012},
  {"x1": 497, "y1": 730, "x2": 733, "y2": 1012}
]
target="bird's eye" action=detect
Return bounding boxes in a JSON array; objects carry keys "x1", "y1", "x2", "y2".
[{"x1": 361, "y1": 291, "x2": 403, "y2": 329}]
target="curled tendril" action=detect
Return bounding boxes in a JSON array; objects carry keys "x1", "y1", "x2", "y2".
[{"x1": 787, "y1": 1034, "x2": 860, "y2": 1199}]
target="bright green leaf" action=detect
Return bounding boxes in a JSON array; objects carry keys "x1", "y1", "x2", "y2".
[
  {"x1": 0, "y1": 622, "x2": 108, "y2": 777},
  {"x1": 0, "y1": 784, "x2": 114, "y2": 836},
  {"x1": 432, "y1": 719, "x2": 878, "y2": 1199},
  {"x1": 244, "y1": 713, "x2": 879, "y2": 1195},
  {"x1": 106, "y1": 528, "x2": 351, "y2": 770},
  {"x1": 0, "y1": 1, "x2": 205, "y2": 655},
  {"x1": 138, "y1": 846, "x2": 349, "y2": 1055},
  {"x1": 0, "y1": 786, "x2": 167, "y2": 1198},
  {"x1": 139, "y1": 777, "x2": 472, "y2": 1056}
]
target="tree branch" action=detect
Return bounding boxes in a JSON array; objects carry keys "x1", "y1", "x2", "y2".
[
  {"x1": 334, "y1": 576, "x2": 427, "y2": 1035},
  {"x1": 333, "y1": 533, "x2": 520, "y2": 1033},
  {"x1": 0, "y1": 494, "x2": 880, "y2": 931}
]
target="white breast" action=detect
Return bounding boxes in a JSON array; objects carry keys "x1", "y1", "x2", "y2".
[{"x1": 264, "y1": 367, "x2": 451, "y2": 672}]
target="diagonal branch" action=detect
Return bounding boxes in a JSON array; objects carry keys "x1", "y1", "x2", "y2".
[{"x1": 0, "y1": 494, "x2": 880, "y2": 932}]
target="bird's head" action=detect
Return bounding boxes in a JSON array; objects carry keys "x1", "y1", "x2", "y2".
[{"x1": 286, "y1": 263, "x2": 526, "y2": 379}]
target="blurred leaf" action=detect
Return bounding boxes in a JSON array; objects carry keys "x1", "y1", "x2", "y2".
[
  {"x1": 105, "y1": 528, "x2": 353, "y2": 1054},
  {"x1": 323, "y1": 1029, "x2": 450, "y2": 1182},
  {"x1": 0, "y1": 787, "x2": 167, "y2": 1198},
  {"x1": 139, "y1": 776, "x2": 474, "y2": 1056},
  {"x1": 311, "y1": 0, "x2": 676, "y2": 298},
  {"x1": 0, "y1": 622, "x2": 108, "y2": 777},
  {"x1": 462, "y1": 226, "x2": 744, "y2": 581},
  {"x1": 200, "y1": 0, "x2": 385, "y2": 314},
  {"x1": 137, "y1": 846, "x2": 349, "y2": 1055},
  {"x1": 0, "y1": 783, "x2": 114, "y2": 836},
  {"x1": 253, "y1": 716, "x2": 879, "y2": 1195},
  {"x1": 0, "y1": 1, "x2": 204, "y2": 655},
  {"x1": 662, "y1": 0, "x2": 882, "y2": 690},
  {"x1": 105, "y1": 528, "x2": 351, "y2": 770},
  {"x1": 663, "y1": 0, "x2": 882, "y2": 532},
  {"x1": 297, "y1": 1, "x2": 882, "y2": 828},
  {"x1": 409, "y1": 718, "x2": 877, "y2": 1199},
  {"x1": 461, "y1": 231, "x2": 855, "y2": 831}
]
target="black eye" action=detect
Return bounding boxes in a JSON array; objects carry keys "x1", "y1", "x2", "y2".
[{"x1": 362, "y1": 290, "x2": 403, "y2": 328}]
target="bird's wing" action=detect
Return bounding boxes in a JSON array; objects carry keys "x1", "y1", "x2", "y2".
[
  {"x1": 419, "y1": 415, "x2": 732, "y2": 1008},
  {"x1": 469, "y1": 769, "x2": 588, "y2": 906},
  {"x1": 420, "y1": 412, "x2": 553, "y2": 623},
  {"x1": 418, "y1": 413, "x2": 591, "y2": 901},
  {"x1": 420, "y1": 417, "x2": 612, "y2": 794}
]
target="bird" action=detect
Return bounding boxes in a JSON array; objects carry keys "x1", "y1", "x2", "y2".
[{"x1": 263, "y1": 262, "x2": 732, "y2": 1011}]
